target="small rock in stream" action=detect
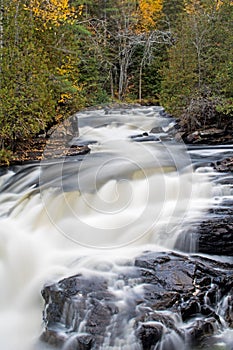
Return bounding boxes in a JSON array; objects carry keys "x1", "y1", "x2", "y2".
[{"x1": 212, "y1": 157, "x2": 233, "y2": 172}]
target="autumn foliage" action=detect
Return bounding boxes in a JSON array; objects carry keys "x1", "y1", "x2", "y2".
[
  {"x1": 0, "y1": 0, "x2": 232, "y2": 163},
  {"x1": 138, "y1": 0, "x2": 163, "y2": 30},
  {"x1": 24, "y1": 0, "x2": 75, "y2": 25}
]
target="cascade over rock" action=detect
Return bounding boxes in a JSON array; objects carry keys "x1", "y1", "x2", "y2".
[
  {"x1": 41, "y1": 251, "x2": 233, "y2": 350},
  {"x1": 0, "y1": 106, "x2": 232, "y2": 350}
]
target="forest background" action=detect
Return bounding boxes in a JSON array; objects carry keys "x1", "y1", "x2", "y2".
[{"x1": 0, "y1": 0, "x2": 232, "y2": 163}]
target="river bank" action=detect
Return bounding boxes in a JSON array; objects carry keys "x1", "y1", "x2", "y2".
[
  {"x1": 1, "y1": 103, "x2": 233, "y2": 167},
  {"x1": 0, "y1": 103, "x2": 141, "y2": 167}
]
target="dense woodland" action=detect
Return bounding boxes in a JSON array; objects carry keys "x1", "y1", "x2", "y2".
[{"x1": 0, "y1": 0, "x2": 232, "y2": 163}]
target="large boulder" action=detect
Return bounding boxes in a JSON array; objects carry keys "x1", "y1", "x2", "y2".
[
  {"x1": 40, "y1": 251, "x2": 233, "y2": 349},
  {"x1": 197, "y1": 214, "x2": 233, "y2": 255}
]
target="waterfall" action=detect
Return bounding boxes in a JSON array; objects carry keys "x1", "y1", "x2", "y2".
[{"x1": 0, "y1": 106, "x2": 216, "y2": 350}]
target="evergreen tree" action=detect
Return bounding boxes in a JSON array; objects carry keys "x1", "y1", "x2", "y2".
[
  {"x1": 0, "y1": 0, "x2": 55, "y2": 150},
  {"x1": 160, "y1": 0, "x2": 233, "y2": 130},
  {"x1": 0, "y1": 0, "x2": 84, "y2": 160}
]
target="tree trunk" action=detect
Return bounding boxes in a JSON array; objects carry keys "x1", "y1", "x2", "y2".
[
  {"x1": 110, "y1": 69, "x2": 114, "y2": 98},
  {"x1": 139, "y1": 63, "x2": 143, "y2": 102}
]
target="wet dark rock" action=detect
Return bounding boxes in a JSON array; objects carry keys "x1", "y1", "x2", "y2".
[
  {"x1": 197, "y1": 214, "x2": 233, "y2": 255},
  {"x1": 130, "y1": 133, "x2": 160, "y2": 142},
  {"x1": 136, "y1": 252, "x2": 195, "y2": 293},
  {"x1": 136, "y1": 322, "x2": 164, "y2": 349},
  {"x1": 150, "y1": 126, "x2": 164, "y2": 134},
  {"x1": 200, "y1": 305, "x2": 221, "y2": 323},
  {"x1": 69, "y1": 139, "x2": 97, "y2": 147},
  {"x1": 41, "y1": 275, "x2": 116, "y2": 348},
  {"x1": 175, "y1": 196, "x2": 233, "y2": 256},
  {"x1": 130, "y1": 132, "x2": 149, "y2": 139},
  {"x1": 41, "y1": 251, "x2": 233, "y2": 349},
  {"x1": 180, "y1": 298, "x2": 201, "y2": 321},
  {"x1": 223, "y1": 295, "x2": 233, "y2": 327},
  {"x1": 212, "y1": 156, "x2": 233, "y2": 172},
  {"x1": 159, "y1": 108, "x2": 172, "y2": 118},
  {"x1": 143, "y1": 285, "x2": 180, "y2": 309},
  {"x1": 84, "y1": 298, "x2": 116, "y2": 341}
]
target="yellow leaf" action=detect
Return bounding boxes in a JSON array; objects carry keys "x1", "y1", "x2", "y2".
[
  {"x1": 25, "y1": 0, "x2": 75, "y2": 27},
  {"x1": 137, "y1": 0, "x2": 163, "y2": 31}
]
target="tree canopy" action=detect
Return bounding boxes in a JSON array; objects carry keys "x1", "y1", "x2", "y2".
[{"x1": 0, "y1": 0, "x2": 232, "y2": 163}]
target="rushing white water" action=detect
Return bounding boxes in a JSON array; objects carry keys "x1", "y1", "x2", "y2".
[{"x1": 0, "y1": 106, "x2": 214, "y2": 350}]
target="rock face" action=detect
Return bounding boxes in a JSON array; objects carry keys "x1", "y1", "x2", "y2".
[
  {"x1": 175, "y1": 201, "x2": 233, "y2": 256},
  {"x1": 197, "y1": 212, "x2": 233, "y2": 255},
  {"x1": 41, "y1": 252, "x2": 233, "y2": 350}
]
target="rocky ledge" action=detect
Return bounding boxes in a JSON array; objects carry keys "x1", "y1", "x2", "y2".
[
  {"x1": 175, "y1": 200, "x2": 233, "y2": 256},
  {"x1": 197, "y1": 201, "x2": 233, "y2": 255},
  {"x1": 183, "y1": 128, "x2": 233, "y2": 145},
  {"x1": 1, "y1": 135, "x2": 90, "y2": 167},
  {"x1": 40, "y1": 251, "x2": 233, "y2": 350}
]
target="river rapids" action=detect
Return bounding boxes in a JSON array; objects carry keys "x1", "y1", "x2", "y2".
[{"x1": 0, "y1": 106, "x2": 232, "y2": 350}]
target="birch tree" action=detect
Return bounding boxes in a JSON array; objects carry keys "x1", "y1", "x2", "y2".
[{"x1": 81, "y1": 0, "x2": 167, "y2": 100}]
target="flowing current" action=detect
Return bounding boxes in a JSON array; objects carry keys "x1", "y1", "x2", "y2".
[{"x1": 0, "y1": 106, "x2": 226, "y2": 350}]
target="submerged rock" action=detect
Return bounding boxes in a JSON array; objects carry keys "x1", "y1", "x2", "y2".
[
  {"x1": 130, "y1": 133, "x2": 160, "y2": 142},
  {"x1": 186, "y1": 317, "x2": 219, "y2": 346},
  {"x1": 41, "y1": 252, "x2": 233, "y2": 349}
]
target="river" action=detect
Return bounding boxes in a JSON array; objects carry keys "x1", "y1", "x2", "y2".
[{"x1": 0, "y1": 106, "x2": 232, "y2": 350}]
